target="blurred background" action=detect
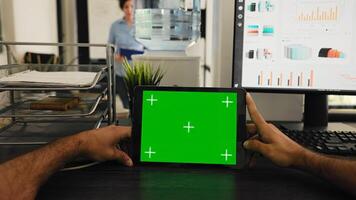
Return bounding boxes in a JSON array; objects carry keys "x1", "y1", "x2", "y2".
[{"x1": 0, "y1": 0, "x2": 354, "y2": 120}]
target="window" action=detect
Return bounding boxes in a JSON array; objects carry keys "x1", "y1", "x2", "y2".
[
  {"x1": 329, "y1": 96, "x2": 356, "y2": 109},
  {"x1": 329, "y1": 96, "x2": 356, "y2": 122}
]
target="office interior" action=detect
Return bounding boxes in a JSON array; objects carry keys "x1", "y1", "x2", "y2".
[
  {"x1": 0, "y1": 0, "x2": 307, "y2": 121},
  {"x1": 0, "y1": 0, "x2": 355, "y2": 199}
]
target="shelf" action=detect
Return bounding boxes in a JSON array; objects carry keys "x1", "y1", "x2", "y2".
[
  {"x1": 0, "y1": 90, "x2": 107, "y2": 118},
  {"x1": 0, "y1": 64, "x2": 109, "y2": 91},
  {"x1": 0, "y1": 42, "x2": 116, "y2": 148},
  {"x1": 13, "y1": 103, "x2": 109, "y2": 123}
]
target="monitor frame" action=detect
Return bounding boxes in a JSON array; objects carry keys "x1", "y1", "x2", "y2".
[{"x1": 232, "y1": 0, "x2": 356, "y2": 96}]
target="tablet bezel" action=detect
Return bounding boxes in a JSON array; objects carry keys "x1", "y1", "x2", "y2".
[{"x1": 131, "y1": 86, "x2": 247, "y2": 168}]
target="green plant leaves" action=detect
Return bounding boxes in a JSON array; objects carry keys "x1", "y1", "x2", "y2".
[{"x1": 123, "y1": 58, "x2": 165, "y2": 100}]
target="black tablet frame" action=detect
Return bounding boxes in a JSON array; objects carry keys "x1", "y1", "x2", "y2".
[{"x1": 131, "y1": 86, "x2": 248, "y2": 168}]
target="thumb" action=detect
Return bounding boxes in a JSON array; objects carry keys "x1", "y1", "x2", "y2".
[
  {"x1": 112, "y1": 149, "x2": 133, "y2": 167},
  {"x1": 243, "y1": 139, "x2": 269, "y2": 155}
]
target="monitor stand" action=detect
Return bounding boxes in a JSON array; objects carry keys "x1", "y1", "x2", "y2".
[{"x1": 279, "y1": 94, "x2": 356, "y2": 132}]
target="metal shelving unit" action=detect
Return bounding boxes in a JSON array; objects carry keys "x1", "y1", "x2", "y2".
[{"x1": 0, "y1": 42, "x2": 117, "y2": 145}]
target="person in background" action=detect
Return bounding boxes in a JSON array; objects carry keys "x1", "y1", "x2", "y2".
[{"x1": 108, "y1": 0, "x2": 144, "y2": 109}]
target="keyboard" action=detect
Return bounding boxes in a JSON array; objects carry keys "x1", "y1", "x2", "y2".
[{"x1": 282, "y1": 129, "x2": 356, "y2": 156}]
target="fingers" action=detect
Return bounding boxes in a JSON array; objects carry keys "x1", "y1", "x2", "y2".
[
  {"x1": 246, "y1": 94, "x2": 273, "y2": 138},
  {"x1": 268, "y1": 123, "x2": 280, "y2": 132},
  {"x1": 243, "y1": 139, "x2": 269, "y2": 155},
  {"x1": 249, "y1": 134, "x2": 259, "y2": 140},
  {"x1": 112, "y1": 149, "x2": 133, "y2": 167},
  {"x1": 268, "y1": 124, "x2": 287, "y2": 138},
  {"x1": 246, "y1": 93, "x2": 267, "y2": 126},
  {"x1": 108, "y1": 126, "x2": 132, "y2": 141},
  {"x1": 246, "y1": 124, "x2": 257, "y2": 136}
]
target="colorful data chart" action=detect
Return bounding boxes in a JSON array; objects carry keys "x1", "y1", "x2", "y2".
[
  {"x1": 246, "y1": 48, "x2": 273, "y2": 60},
  {"x1": 247, "y1": 2, "x2": 258, "y2": 12},
  {"x1": 257, "y1": 70, "x2": 315, "y2": 87},
  {"x1": 247, "y1": 25, "x2": 274, "y2": 36},
  {"x1": 298, "y1": 6, "x2": 339, "y2": 22},
  {"x1": 284, "y1": 44, "x2": 312, "y2": 60},
  {"x1": 262, "y1": 25, "x2": 274, "y2": 36},
  {"x1": 318, "y1": 48, "x2": 345, "y2": 58},
  {"x1": 248, "y1": 1, "x2": 275, "y2": 13},
  {"x1": 247, "y1": 25, "x2": 259, "y2": 36}
]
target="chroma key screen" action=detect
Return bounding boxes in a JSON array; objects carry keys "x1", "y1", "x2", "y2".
[{"x1": 140, "y1": 90, "x2": 238, "y2": 165}]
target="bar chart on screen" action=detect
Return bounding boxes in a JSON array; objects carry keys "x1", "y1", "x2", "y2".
[
  {"x1": 275, "y1": 0, "x2": 355, "y2": 37},
  {"x1": 296, "y1": 0, "x2": 345, "y2": 23},
  {"x1": 241, "y1": 0, "x2": 356, "y2": 91},
  {"x1": 257, "y1": 69, "x2": 315, "y2": 88}
]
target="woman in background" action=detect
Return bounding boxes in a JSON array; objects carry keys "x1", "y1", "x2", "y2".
[{"x1": 108, "y1": 0, "x2": 144, "y2": 109}]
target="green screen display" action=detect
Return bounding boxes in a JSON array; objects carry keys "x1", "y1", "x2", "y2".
[{"x1": 140, "y1": 91, "x2": 238, "y2": 165}]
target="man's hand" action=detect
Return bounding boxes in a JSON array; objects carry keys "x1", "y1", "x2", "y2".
[
  {"x1": 0, "y1": 125, "x2": 133, "y2": 200},
  {"x1": 243, "y1": 94, "x2": 356, "y2": 196},
  {"x1": 78, "y1": 126, "x2": 133, "y2": 167},
  {"x1": 243, "y1": 94, "x2": 307, "y2": 168}
]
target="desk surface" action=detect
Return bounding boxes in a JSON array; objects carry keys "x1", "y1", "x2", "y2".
[
  {"x1": 1, "y1": 121, "x2": 354, "y2": 199},
  {"x1": 37, "y1": 159, "x2": 353, "y2": 200}
]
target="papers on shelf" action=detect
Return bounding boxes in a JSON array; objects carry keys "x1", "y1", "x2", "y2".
[{"x1": 0, "y1": 70, "x2": 99, "y2": 87}]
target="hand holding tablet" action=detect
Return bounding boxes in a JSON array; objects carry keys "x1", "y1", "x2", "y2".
[{"x1": 131, "y1": 87, "x2": 248, "y2": 168}]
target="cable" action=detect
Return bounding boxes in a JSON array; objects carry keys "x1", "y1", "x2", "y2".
[{"x1": 60, "y1": 161, "x2": 101, "y2": 172}]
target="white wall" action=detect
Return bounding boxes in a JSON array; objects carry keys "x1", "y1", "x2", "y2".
[
  {"x1": 210, "y1": 0, "x2": 304, "y2": 121},
  {"x1": 0, "y1": 0, "x2": 14, "y2": 64},
  {"x1": 0, "y1": 0, "x2": 12, "y2": 126},
  {"x1": 0, "y1": 0, "x2": 14, "y2": 65},
  {"x1": 12, "y1": 0, "x2": 58, "y2": 56},
  {"x1": 61, "y1": 0, "x2": 78, "y2": 65},
  {"x1": 212, "y1": 0, "x2": 234, "y2": 87},
  {"x1": 204, "y1": 0, "x2": 216, "y2": 87},
  {"x1": 88, "y1": 0, "x2": 123, "y2": 59}
]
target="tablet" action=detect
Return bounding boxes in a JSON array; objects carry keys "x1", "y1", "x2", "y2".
[
  {"x1": 120, "y1": 48, "x2": 144, "y2": 60},
  {"x1": 131, "y1": 87, "x2": 247, "y2": 167}
]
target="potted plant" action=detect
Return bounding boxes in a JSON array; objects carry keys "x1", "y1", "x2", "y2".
[{"x1": 123, "y1": 58, "x2": 165, "y2": 114}]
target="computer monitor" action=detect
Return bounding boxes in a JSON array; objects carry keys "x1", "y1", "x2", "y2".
[{"x1": 232, "y1": 0, "x2": 356, "y2": 129}]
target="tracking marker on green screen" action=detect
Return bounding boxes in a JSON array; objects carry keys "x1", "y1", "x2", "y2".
[
  {"x1": 221, "y1": 149, "x2": 233, "y2": 161},
  {"x1": 144, "y1": 147, "x2": 156, "y2": 159},
  {"x1": 146, "y1": 94, "x2": 158, "y2": 106},
  {"x1": 140, "y1": 91, "x2": 238, "y2": 165},
  {"x1": 183, "y1": 122, "x2": 195, "y2": 133}
]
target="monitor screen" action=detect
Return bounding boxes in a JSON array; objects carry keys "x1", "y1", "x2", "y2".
[
  {"x1": 140, "y1": 90, "x2": 239, "y2": 165},
  {"x1": 233, "y1": 0, "x2": 356, "y2": 93}
]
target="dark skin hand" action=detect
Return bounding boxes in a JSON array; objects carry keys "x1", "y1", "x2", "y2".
[
  {"x1": 0, "y1": 125, "x2": 133, "y2": 200},
  {"x1": 244, "y1": 93, "x2": 356, "y2": 196}
]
